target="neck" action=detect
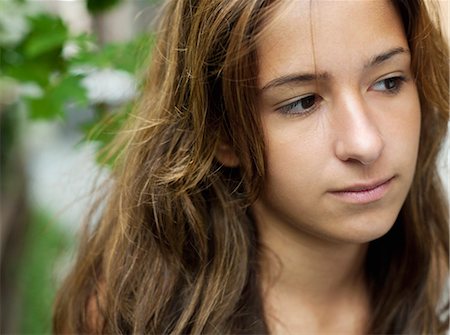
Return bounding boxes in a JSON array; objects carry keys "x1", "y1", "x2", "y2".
[
  {"x1": 255, "y1": 216, "x2": 370, "y2": 334},
  {"x1": 259, "y1": 222, "x2": 368, "y2": 299}
]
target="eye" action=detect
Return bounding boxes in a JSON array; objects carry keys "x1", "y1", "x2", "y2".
[
  {"x1": 277, "y1": 94, "x2": 321, "y2": 116},
  {"x1": 371, "y1": 76, "x2": 406, "y2": 94}
]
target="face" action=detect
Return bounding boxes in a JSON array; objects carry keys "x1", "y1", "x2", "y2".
[{"x1": 252, "y1": 0, "x2": 421, "y2": 244}]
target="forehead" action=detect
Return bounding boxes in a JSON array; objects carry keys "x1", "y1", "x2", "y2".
[{"x1": 257, "y1": 0, "x2": 407, "y2": 85}]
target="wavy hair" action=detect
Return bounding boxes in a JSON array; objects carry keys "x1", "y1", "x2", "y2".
[{"x1": 53, "y1": 0, "x2": 449, "y2": 333}]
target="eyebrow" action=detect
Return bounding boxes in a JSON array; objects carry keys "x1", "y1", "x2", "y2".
[
  {"x1": 261, "y1": 72, "x2": 330, "y2": 91},
  {"x1": 364, "y1": 47, "x2": 409, "y2": 69},
  {"x1": 261, "y1": 47, "x2": 409, "y2": 92}
]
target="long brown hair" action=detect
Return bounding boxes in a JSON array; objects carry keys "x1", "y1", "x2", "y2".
[{"x1": 53, "y1": 0, "x2": 449, "y2": 333}]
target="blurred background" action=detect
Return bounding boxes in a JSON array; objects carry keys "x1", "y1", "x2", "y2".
[
  {"x1": 0, "y1": 0, "x2": 448, "y2": 334},
  {"x1": 1, "y1": 0, "x2": 161, "y2": 333}
]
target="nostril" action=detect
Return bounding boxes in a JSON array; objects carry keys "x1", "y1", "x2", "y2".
[
  {"x1": 332, "y1": 93, "x2": 385, "y2": 166},
  {"x1": 334, "y1": 129, "x2": 384, "y2": 165}
]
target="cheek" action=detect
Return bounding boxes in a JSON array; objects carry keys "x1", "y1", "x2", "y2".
[
  {"x1": 261, "y1": 117, "x2": 327, "y2": 198},
  {"x1": 385, "y1": 88, "x2": 421, "y2": 167}
]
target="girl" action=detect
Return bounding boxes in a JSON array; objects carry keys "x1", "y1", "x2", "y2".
[{"x1": 54, "y1": 0, "x2": 449, "y2": 333}]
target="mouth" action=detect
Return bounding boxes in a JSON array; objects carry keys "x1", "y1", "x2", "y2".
[{"x1": 329, "y1": 176, "x2": 395, "y2": 204}]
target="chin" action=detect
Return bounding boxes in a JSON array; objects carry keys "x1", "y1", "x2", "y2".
[{"x1": 330, "y1": 209, "x2": 401, "y2": 244}]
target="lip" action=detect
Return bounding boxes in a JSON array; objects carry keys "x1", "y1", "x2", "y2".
[{"x1": 329, "y1": 176, "x2": 395, "y2": 204}]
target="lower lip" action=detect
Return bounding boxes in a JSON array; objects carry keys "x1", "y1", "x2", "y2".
[{"x1": 329, "y1": 177, "x2": 394, "y2": 204}]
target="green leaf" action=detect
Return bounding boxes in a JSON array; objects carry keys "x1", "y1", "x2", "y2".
[
  {"x1": 69, "y1": 33, "x2": 155, "y2": 75},
  {"x1": 23, "y1": 14, "x2": 68, "y2": 58},
  {"x1": 52, "y1": 75, "x2": 89, "y2": 108},
  {"x1": 87, "y1": 0, "x2": 121, "y2": 14},
  {"x1": 24, "y1": 30, "x2": 67, "y2": 58},
  {"x1": 26, "y1": 94, "x2": 62, "y2": 119},
  {"x1": 26, "y1": 75, "x2": 88, "y2": 120},
  {"x1": 4, "y1": 59, "x2": 54, "y2": 86}
]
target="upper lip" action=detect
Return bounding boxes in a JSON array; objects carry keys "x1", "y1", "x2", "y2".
[{"x1": 330, "y1": 176, "x2": 394, "y2": 193}]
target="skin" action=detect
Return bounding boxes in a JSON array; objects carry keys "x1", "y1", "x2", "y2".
[{"x1": 249, "y1": 1, "x2": 421, "y2": 334}]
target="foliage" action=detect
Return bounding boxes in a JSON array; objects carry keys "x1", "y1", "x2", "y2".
[
  {"x1": 17, "y1": 209, "x2": 73, "y2": 334},
  {"x1": 86, "y1": 0, "x2": 160, "y2": 14},
  {"x1": 0, "y1": 1, "x2": 156, "y2": 333},
  {"x1": 0, "y1": 0, "x2": 155, "y2": 165},
  {"x1": 87, "y1": 0, "x2": 122, "y2": 14}
]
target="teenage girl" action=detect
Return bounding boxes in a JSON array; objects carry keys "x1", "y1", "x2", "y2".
[{"x1": 54, "y1": 0, "x2": 449, "y2": 333}]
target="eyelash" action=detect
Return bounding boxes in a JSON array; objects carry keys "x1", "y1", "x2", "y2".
[
  {"x1": 370, "y1": 75, "x2": 407, "y2": 94},
  {"x1": 277, "y1": 94, "x2": 321, "y2": 116},
  {"x1": 276, "y1": 75, "x2": 407, "y2": 116}
]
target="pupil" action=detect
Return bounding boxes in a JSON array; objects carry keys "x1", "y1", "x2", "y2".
[
  {"x1": 301, "y1": 95, "x2": 315, "y2": 109},
  {"x1": 386, "y1": 78, "x2": 396, "y2": 89}
]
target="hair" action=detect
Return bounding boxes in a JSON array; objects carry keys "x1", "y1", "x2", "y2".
[{"x1": 53, "y1": 0, "x2": 449, "y2": 333}]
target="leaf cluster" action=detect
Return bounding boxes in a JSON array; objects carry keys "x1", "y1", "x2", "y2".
[{"x1": 1, "y1": 2, "x2": 155, "y2": 166}]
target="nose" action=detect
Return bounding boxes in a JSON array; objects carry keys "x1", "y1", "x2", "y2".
[{"x1": 333, "y1": 93, "x2": 384, "y2": 165}]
